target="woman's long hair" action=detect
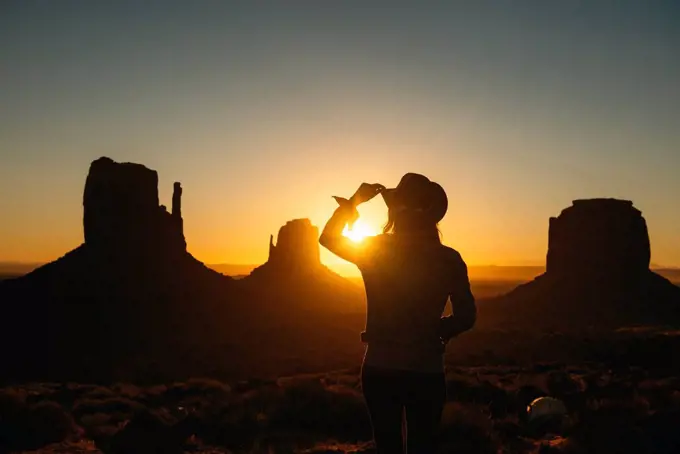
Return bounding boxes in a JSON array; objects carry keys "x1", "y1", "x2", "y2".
[{"x1": 383, "y1": 207, "x2": 442, "y2": 242}]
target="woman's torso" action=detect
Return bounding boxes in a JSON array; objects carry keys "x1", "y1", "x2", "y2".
[{"x1": 359, "y1": 234, "x2": 458, "y2": 373}]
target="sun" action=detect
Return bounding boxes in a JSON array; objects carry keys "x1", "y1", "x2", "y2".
[{"x1": 342, "y1": 220, "x2": 377, "y2": 243}]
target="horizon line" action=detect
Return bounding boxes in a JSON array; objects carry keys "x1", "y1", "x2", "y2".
[{"x1": 2, "y1": 260, "x2": 679, "y2": 270}]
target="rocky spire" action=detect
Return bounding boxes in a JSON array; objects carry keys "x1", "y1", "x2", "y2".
[{"x1": 172, "y1": 182, "x2": 182, "y2": 218}]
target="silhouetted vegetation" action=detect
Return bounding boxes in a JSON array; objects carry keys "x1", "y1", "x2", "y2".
[{"x1": 3, "y1": 363, "x2": 680, "y2": 453}]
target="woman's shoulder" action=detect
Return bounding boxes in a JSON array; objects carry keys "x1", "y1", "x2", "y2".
[
  {"x1": 366, "y1": 233, "x2": 390, "y2": 246},
  {"x1": 438, "y1": 245, "x2": 466, "y2": 267}
]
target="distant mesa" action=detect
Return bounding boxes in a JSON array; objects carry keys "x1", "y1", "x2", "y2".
[
  {"x1": 546, "y1": 199, "x2": 650, "y2": 279},
  {"x1": 0, "y1": 157, "x2": 233, "y2": 382},
  {"x1": 245, "y1": 218, "x2": 364, "y2": 312},
  {"x1": 251, "y1": 219, "x2": 321, "y2": 277},
  {"x1": 84, "y1": 156, "x2": 187, "y2": 257},
  {"x1": 482, "y1": 198, "x2": 680, "y2": 331}
]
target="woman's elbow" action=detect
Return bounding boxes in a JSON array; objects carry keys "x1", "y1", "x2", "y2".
[
  {"x1": 319, "y1": 233, "x2": 331, "y2": 249},
  {"x1": 464, "y1": 311, "x2": 477, "y2": 331},
  {"x1": 319, "y1": 233, "x2": 337, "y2": 252},
  {"x1": 458, "y1": 304, "x2": 477, "y2": 333}
]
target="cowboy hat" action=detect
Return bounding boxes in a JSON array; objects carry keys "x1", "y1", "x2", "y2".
[{"x1": 381, "y1": 173, "x2": 448, "y2": 223}]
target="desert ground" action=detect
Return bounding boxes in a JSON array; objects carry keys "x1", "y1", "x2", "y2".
[
  {"x1": 2, "y1": 262, "x2": 679, "y2": 454},
  {"x1": 4, "y1": 352, "x2": 680, "y2": 454},
  {"x1": 3, "y1": 315, "x2": 680, "y2": 454}
]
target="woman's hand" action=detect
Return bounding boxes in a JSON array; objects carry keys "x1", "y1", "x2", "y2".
[{"x1": 349, "y1": 183, "x2": 386, "y2": 206}]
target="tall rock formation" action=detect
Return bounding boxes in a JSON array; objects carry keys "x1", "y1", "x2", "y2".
[
  {"x1": 267, "y1": 219, "x2": 321, "y2": 273},
  {"x1": 83, "y1": 157, "x2": 186, "y2": 257},
  {"x1": 546, "y1": 199, "x2": 650, "y2": 279},
  {"x1": 245, "y1": 218, "x2": 364, "y2": 312},
  {"x1": 0, "y1": 157, "x2": 235, "y2": 382},
  {"x1": 480, "y1": 199, "x2": 680, "y2": 331}
]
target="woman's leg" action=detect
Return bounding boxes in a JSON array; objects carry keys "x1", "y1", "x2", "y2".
[
  {"x1": 361, "y1": 366, "x2": 406, "y2": 454},
  {"x1": 403, "y1": 372, "x2": 446, "y2": 454}
]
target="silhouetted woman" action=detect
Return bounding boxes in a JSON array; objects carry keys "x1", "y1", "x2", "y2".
[{"x1": 320, "y1": 173, "x2": 476, "y2": 454}]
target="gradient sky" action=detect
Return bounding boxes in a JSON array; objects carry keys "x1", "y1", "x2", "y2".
[{"x1": 1, "y1": 1, "x2": 679, "y2": 275}]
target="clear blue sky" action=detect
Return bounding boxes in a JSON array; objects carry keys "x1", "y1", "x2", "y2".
[{"x1": 1, "y1": 0, "x2": 679, "y2": 270}]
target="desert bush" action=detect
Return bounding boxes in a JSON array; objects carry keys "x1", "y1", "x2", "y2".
[
  {"x1": 545, "y1": 371, "x2": 587, "y2": 397},
  {"x1": 72, "y1": 396, "x2": 146, "y2": 421},
  {"x1": 636, "y1": 378, "x2": 680, "y2": 411},
  {"x1": 107, "y1": 407, "x2": 194, "y2": 454},
  {"x1": 438, "y1": 402, "x2": 499, "y2": 454},
  {"x1": 79, "y1": 412, "x2": 113, "y2": 431},
  {"x1": 322, "y1": 384, "x2": 372, "y2": 440},
  {"x1": 135, "y1": 384, "x2": 168, "y2": 406},
  {"x1": 0, "y1": 393, "x2": 75, "y2": 452},
  {"x1": 164, "y1": 378, "x2": 231, "y2": 404},
  {"x1": 78, "y1": 385, "x2": 117, "y2": 400},
  {"x1": 186, "y1": 401, "x2": 260, "y2": 451},
  {"x1": 0, "y1": 389, "x2": 31, "y2": 450},
  {"x1": 445, "y1": 373, "x2": 511, "y2": 417},
  {"x1": 568, "y1": 397, "x2": 651, "y2": 454},
  {"x1": 26, "y1": 401, "x2": 77, "y2": 444},
  {"x1": 86, "y1": 424, "x2": 120, "y2": 448},
  {"x1": 20, "y1": 384, "x2": 58, "y2": 404},
  {"x1": 111, "y1": 382, "x2": 143, "y2": 399},
  {"x1": 637, "y1": 409, "x2": 680, "y2": 454},
  {"x1": 266, "y1": 379, "x2": 372, "y2": 442},
  {"x1": 535, "y1": 437, "x2": 583, "y2": 454},
  {"x1": 0, "y1": 388, "x2": 27, "y2": 412}
]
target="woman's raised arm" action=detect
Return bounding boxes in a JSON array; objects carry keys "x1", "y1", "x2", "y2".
[
  {"x1": 319, "y1": 183, "x2": 385, "y2": 265},
  {"x1": 319, "y1": 201, "x2": 363, "y2": 264}
]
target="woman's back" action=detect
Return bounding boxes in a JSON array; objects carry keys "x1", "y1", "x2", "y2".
[{"x1": 359, "y1": 234, "x2": 470, "y2": 372}]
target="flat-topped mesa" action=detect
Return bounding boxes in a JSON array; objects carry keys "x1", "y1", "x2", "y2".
[
  {"x1": 479, "y1": 197, "x2": 680, "y2": 332},
  {"x1": 267, "y1": 219, "x2": 321, "y2": 272},
  {"x1": 83, "y1": 157, "x2": 186, "y2": 255},
  {"x1": 546, "y1": 198, "x2": 651, "y2": 279}
]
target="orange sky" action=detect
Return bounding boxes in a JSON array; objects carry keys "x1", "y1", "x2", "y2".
[{"x1": 2, "y1": 3, "x2": 680, "y2": 274}]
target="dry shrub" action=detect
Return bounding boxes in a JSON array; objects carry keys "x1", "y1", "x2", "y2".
[
  {"x1": 182, "y1": 398, "x2": 260, "y2": 451},
  {"x1": 545, "y1": 371, "x2": 587, "y2": 397},
  {"x1": 107, "y1": 407, "x2": 195, "y2": 454},
  {"x1": 569, "y1": 396, "x2": 651, "y2": 454},
  {"x1": 136, "y1": 384, "x2": 168, "y2": 406},
  {"x1": 636, "y1": 378, "x2": 680, "y2": 410},
  {"x1": 79, "y1": 412, "x2": 113, "y2": 431},
  {"x1": 268, "y1": 379, "x2": 372, "y2": 442},
  {"x1": 438, "y1": 402, "x2": 499, "y2": 454},
  {"x1": 185, "y1": 377, "x2": 232, "y2": 394},
  {"x1": 111, "y1": 383, "x2": 143, "y2": 399},
  {"x1": 0, "y1": 391, "x2": 76, "y2": 451},
  {"x1": 80, "y1": 385, "x2": 117, "y2": 400},
  {"x1": 446, "y1": 373, "x2": 511, "y2": 418},
  {"x1": 72, "y1": 396, "x2": 146, "y2": 421},
  {"x1": 535, "y1": 436, "x2": 584, "y2": 454},
  {"x1": 164, "y1": 377, "x2": 231, "y2": 404},
  {"x1": 86, "y1": 424, "x2": 120, "y2": 445}
]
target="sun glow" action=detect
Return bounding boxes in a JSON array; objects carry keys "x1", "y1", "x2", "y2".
[{"x1": 342, "y1": 220, "x2": 378, "y2": 243}]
